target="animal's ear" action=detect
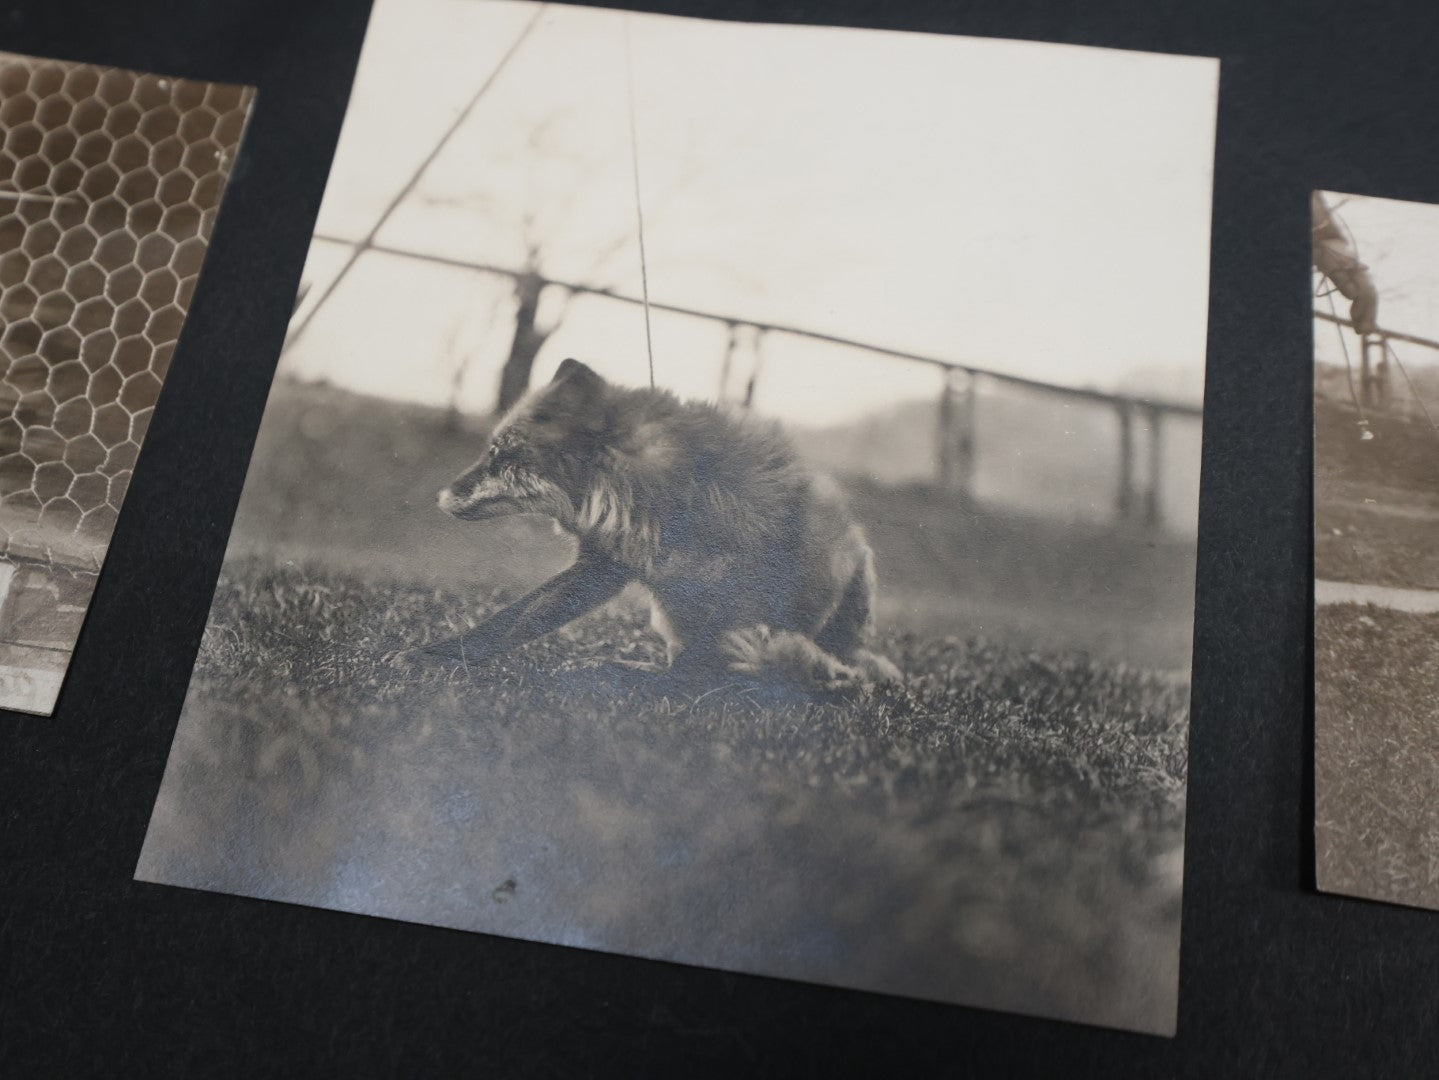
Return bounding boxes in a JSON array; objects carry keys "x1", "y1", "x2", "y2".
[{"x1": 549, "y1": 358, "x2": 607, "y2": 405}]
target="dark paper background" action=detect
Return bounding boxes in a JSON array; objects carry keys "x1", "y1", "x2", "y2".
[{"x1": 0, "y1": 0, "x2": 1434, "y2": 1075}]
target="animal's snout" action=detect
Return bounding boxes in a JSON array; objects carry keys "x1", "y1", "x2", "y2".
[
  {"x1": 437, "y1": 477, "x2": 477, "y2": 515},
  {"x1": 437, "y1": 467, "x2": 524, "y2": 521}
]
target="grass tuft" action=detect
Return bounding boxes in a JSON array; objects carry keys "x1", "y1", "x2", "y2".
[
  {"x1": 143, "y1": 557, "x2": 1190, "y2": 1033},
  {"x1": 1315, "y1": 603, "x2": 1439, "y2": 910}
]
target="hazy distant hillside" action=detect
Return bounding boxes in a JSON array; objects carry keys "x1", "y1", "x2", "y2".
[
  {"x1": 223, "y1": 377, "x2": 1199, "y2": 667},
  {"x1": 1114, "y1": 362, "x2": 1206, "y2": 408},
  {"x1": 237, "y1": 377, "x2": 1200, "y2": 550},
  {"x1": 241, "y1": 376, "x2": 1201, "y2": 538},
  {"x1": 790, "y1": 388, "x2": 1201, "y2": 532}
]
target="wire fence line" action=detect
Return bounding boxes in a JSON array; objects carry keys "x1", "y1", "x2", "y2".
[
  {"x1": 286, "y1": 5, "x2": 1200, "y2": 532},
  {"x1": 296, "y1": 235, "x2": 1199, "y2": 531},
  {"x1": 309, "y1": 235, "x2": 1203, "y2": 417},
  {"x1": 284, "y1": 2, "x2": 546, "y2": 352}
]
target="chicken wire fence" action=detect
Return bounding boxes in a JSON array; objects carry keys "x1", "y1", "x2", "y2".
[
  {"x1": 0, "y1": 53, "x2": 251, "y2": 677},
  {"x1": 0, "y1": 54, "x2": 251, "y2": 566}
]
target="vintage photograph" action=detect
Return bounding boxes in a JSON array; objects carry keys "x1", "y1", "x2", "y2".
[
  {"x1": 1313, "y1": 190, "x2": 1439, "y2": 911},
  {"x1": 137, "y1": 0, "x2": 1217, "y2": 1034},
  {"x1": 0, "y1": 52, "x2": 253, "y2": 714}
]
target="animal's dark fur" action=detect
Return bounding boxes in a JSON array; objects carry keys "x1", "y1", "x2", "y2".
[{"x1": 432, "y1": 358, "x2": 901, "y2": 688}]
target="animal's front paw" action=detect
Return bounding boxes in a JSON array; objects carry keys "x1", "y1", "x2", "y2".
[
  {"x1": 371, "y1": 637, "x2": 428, "y2": 668},
  {"x1": 420, "y1": 639, "x2": 459, "y2": 659},
  {"x1": 817, "y1": 670, "x2": 864, "y2": 693},
  {"x1": 851, "y1": 649, "x2": 904, "y2": 685},
  {"x1": 605, "y1": 658, "x2": 669, "y2": 673},
  {"x1": 406, "y1": 636, "x2": 481, "y2": 669}
]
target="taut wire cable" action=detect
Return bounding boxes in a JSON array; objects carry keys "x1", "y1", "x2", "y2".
[{"x1": 623, "y1": 14, "x2": 657, "y2": 389}]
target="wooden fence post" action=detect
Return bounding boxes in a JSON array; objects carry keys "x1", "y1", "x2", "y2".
[
  {"x1": 958, "y1": 372, "x2": 976, "y2": 497},
  {"x1": 718, "y1": 322, "x2": 739, "y2": 403},
  {"x1": 1360, "y1": 334, "x2": 1375, "y2": 407},
  {"x1": 1371, "y1": 334, "x2": 1389, "y2": 407},
  {"x1": 1145, "y1": 404, "x2": 1163, "y2": 529},
  {"x1": 741, "y1": 329, "x2": 767, "y2": 410},
  {"x1": 1116, "y1": 401, "x2": 1135, "y2": 521},
  {"x1": 937, "y1": 370, "x2": 953, "y2": 489},
  {"x1": 936, "y1": 367, "x2": 976, "y2": 498}
]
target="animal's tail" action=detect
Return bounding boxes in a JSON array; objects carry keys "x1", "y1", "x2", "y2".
[{"x1": 722, "y1": 625, "x2": 902, "y2": 689}]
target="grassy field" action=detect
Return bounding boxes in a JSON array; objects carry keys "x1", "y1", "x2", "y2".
[
  {"x1": 222, "y1": 378, "x2": 1200, "y2": 671},
  {"x1": 1315, "y1": 604, "x2": 1439, "y2": 910},
  {"x1": 137, "y1": 376, "x2": 1198, "y2": 1033},
  {"x1": 1314, "y1": 491, "x2": 1439, "y2": 590},
  {"x1": 1313, "y1": 389, "x2": 1439, "y2": 909},
  {"x1": 1314, "y1": 393, "x2": 1439, "y2": 589},
  {"x1": 139, "y1": 557, "x2": 1190, "y2": 1034}
]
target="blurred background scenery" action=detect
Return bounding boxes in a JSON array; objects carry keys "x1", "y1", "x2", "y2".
[
  {"x1": 139, "y1": 0, "x2": 1217, "y2": 1034},
  {"x1": 1313, "y1": 191, "x2": 1439, "y2": 912}
]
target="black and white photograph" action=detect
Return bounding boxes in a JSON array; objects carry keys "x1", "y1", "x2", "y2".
[
  {"x1": 1313, "y1": 190, "x2": 1439, "y2": 912},
  {"x1": 136, "y1": 0, "x2": 1216, "y2": 1035},
  {"x1": 0, "y1": 53, "x2": 253, "y2": 714}
]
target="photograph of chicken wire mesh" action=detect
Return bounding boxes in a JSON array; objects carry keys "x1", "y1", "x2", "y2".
[
  {"x1": 138, "y1": 0, "x2": 1215, "y2": 1035},
  {"x1": 0, "y1": 53, "x2": 253, "y2": 714}
]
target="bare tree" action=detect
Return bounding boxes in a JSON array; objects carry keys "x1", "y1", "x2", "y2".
[
  {"x1": 436, "y1": 108, "x2": 714, "y2": 415},
  {"x1": 495, "y1": 251, "x2": 554, "y2": 412}
]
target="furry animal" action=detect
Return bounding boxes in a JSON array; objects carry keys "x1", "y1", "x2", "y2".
[{"x1": 430, "y1": 358, "x2": 902, "y2": 689}]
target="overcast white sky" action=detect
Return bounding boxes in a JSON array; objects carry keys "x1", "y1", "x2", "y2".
[
  {"x1": 286, "y1": 0, "x2": 1218, "y2": 425},
  {"x1": 1315, "y1": 191, "x2": 1439, "y2": 373}
]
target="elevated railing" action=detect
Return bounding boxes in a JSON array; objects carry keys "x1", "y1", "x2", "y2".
[{"x1": 302, "y1": 237, "x2": 1203, "y2": 530}]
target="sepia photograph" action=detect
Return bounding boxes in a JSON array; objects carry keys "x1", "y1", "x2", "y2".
[
  {"x1": 1313, "y1": 190, "x2": 1439, "y2": 911},
  {"x1": 137, "y1": 0, "x2": 1216, "y2": 1034},
  {"x1": 0, "y1": 53, "x2": 253, "y2": 714}
]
